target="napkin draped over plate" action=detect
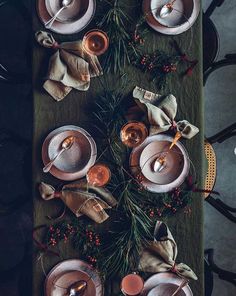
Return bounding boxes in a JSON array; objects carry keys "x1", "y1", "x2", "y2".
[
  {"x1": 139, "y1": 221, "x2": 198, "y2": 281},
  {"x1": 133, "y1": 86, "x2": 199, "y2": 139},
  {"x1": 39, "y1": 180, "x2": 117, "y2": 224},
  {"x1": 35, "y1": 31, "x2": 103, "y2": 101}
]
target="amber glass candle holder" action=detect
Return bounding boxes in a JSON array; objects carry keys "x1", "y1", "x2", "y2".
[
  {"x1": 82, "y1": 29, "x2": 109, "y2": 56},
  {"x1": 86, "y1": 163, "x2": 111, "y2": 187},
  {"x1": 121, "y1": 273, "x2": 144, "y2": 296},
  {"x1": 120, "y1": 121, "x2": 148, "y2": 148}
]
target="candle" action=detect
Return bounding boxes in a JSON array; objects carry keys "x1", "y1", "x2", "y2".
[
  {"x1": 82, "y1": 29, "x2": 109, "y2": 56},
  {"x1": 120, "y1": 121, "x2": 148, "y2": 148},
  {"x1": 87, "y1": 163, "x2": 111, "y2": 187},
  {"x1": 121, "y1": 274, "x2": 144, "y2": 296}
]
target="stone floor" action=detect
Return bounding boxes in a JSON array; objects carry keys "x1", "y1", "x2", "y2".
[{"x1": 203, "y1": 0, "x2": 236, "y2": 295}]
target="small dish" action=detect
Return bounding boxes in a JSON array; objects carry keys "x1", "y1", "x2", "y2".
[
  {"x1": 42, "y1": 125, "x2": 97, "y2": 181},
  {"x1": 45, "y1": 259, "x2": 103, "y2": 296},
  {"x1": 151, "y1": 0, "x2": 194, "y2": 28},
  {"x1": 37, "y1": 0, "x2": 96, "y2": 34}
]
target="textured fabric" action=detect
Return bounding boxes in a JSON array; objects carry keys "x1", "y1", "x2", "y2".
[
  {"x1": 35, "y1": 31, "x2": 103, "y2": 101},
  {"x1": 133, "y1": 86, "x2": 199, "y2": 139},
  {"x1": 139, "y1": 221, "x2": 198, "y2": 280},
  {"x1": 39, "y1": 180, "x2": 117, "y2": 224}
]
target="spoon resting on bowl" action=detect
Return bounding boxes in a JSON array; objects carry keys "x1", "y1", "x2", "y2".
[
  {"x1": 159, "y1": 0, "x2": 177, "y2": 18},
  {"x1": 43, "y1": 136, "x2": 75, "y2": 173},
  {"x1": 67, "y1": 280, "x2": 87, "y2": 296},
  {"x1": 153, "y1": 131, "x2": 182, "y2": 172}
]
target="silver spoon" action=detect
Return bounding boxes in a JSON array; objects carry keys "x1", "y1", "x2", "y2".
[
  {"x1": 159, "y1": 0, "x2": 177, "y2": 18},
  {"x1": 67, "y1": 280, "x2": 87, "y2": 296},
  {"x1": 153, "y1": 131, "x2": 182, "y2": 172},
  {"x1": 43, "y1": 136, "x2": 75, "y2": 173},
  {"x1": 45, "y1": 0, "x2": 73, "y2": 29}
]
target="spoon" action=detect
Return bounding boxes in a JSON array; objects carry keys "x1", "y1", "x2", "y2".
[
  {"x1": 67, "y1": 280, "x2": 87, "y2": 296},
  {"x1": 45, "y1": 0, "x2": 73, "y2": 29},
  {"x1": 43, "y1": 136, "x2": 75, "y2": 173},
  {"x1": 153, "y1": 131, "x2": 182, "y2": 172},
  {"x1": 170, "y1": 279, "x2": 188, "y2": 296},
  {"x1": 159, "y1": 0, "x2": 177, "y2": 18}
]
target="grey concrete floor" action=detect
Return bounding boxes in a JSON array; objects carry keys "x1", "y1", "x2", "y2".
[{"x1": 203, "y1": 0, "x2": 236, "y2": 295}]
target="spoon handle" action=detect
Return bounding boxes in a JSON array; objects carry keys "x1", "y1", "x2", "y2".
[
  {"x1": 43, "y1": 148, "x2": 65, "y2": 173},
  {"x1": 45, "y1": 6, "x2": 65, "y2": 29},
  {"x1": 169, "y1": 131, "x2": 182, "y2": 150},
  {"x1": 171, "y1": 279, "x2": 188, "y2": 296}
]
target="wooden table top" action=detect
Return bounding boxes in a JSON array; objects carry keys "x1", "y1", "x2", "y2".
[{"x1": 33, "y1": 1, "x2": 204, "y2": 295}]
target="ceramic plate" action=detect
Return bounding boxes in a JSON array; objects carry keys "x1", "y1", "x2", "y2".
[
  {"x1": 37, "y1": 0, "x2": 96, "y2": 34},
  {"x1": 147, "y1": 283, "x2": 186, "y2": 296},
  {"x1": 152, "y1": 0, "x2": 194, "y2": 28},
  {"x1": 130, "y1": 134, "x2": 190, "y2": 193},
  {"x1": 139, "y1": 140, "x2": 184, "y2": 185},
  {"x1": 45, "y1": 259, "x2": 103, "y2": 296},
  {"x1": 143, "y1": 0, "x2": 200, "y2": 35},
  {"x1": 142, "y1": 272, "x2": 193, "y2": 296},
  {"x1": 42, "y1": 125, "x2": 97, "y2": 181}
]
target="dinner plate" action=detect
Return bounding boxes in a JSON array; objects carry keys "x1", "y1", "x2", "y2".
[
  {"x1": 37, "y1": 0, "x2": 96, "y2": 34},
  {"x1": 152, "y1": 0, "x2": 194, "y2": 28},
  {"x1": 139, "y1": 141, "x2": 184, "y2": 185},
  {"x1": 143, "y1": 0, "x2": 200, "y2": 35},
  {"x1": 142, "y1": 272, "x2": 193, "y2": 296},
  {"x1": 45, "y1": 259, "x2": 103, "y2": 296},
  {"x1": 130, "y1": 134, "x2": 190, "y2": 193},
  {"x1": 42, "y1": 125, "x2": 97, "y2": 181}
]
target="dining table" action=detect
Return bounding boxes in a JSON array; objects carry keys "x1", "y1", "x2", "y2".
[{"x1": 32, "y1": 0, "x2": 204, "y2": 295}]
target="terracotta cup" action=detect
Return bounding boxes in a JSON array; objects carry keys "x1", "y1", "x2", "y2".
[{"x1": 121, "y1": 273, "x2": 144, "y2": 296}]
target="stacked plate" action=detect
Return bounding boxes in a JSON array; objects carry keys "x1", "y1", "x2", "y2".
[
  {"x1": 143, "y1": 0, "x2": 200, "y2": 35},
  {"x1": 45, "y1": 259, "x2": 103, "y2": 296},
  {"x1": 42, "y1": 125, "x2": 97, "y2": 181},
  {"x1": 37, "y1": 0, "x2": 96, "y2": 34},
  {"x1": 130, "y1": 134, "x2": 190, "y2": 193},
  {"x1": 142, "y1": 272, "x2": 193, "y2": 296}
]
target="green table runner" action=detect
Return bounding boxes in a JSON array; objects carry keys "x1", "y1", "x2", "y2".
[{"x1": 33, "y1": 1, "x2": 204, "y2": 295}]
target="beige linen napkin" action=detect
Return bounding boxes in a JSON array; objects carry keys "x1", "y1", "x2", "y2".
[
  {"x1": 39, "y1": 180, "x2": 117, "y2": 224},
  {"x1": 139, "y1": 221, "x2": 198, "y2": 280},
  {"x1": 35, "y1": 31, "x2": 103, "y2": 101},
  {"x1": 133, "y1": 86, "x2": 199, "y2": 139}
]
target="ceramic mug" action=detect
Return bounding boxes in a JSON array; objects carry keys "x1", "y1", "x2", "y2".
[{"x1": 121, "y1": 273, "x2": 144, "y2": 296}]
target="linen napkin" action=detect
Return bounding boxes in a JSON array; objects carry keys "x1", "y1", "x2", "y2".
[
  {"x1": 35, "y1": 31, "x2": 103, "y2": 101},
  {"x1": 133, "y1": 86, "x2": 199, "y2": 139},
  {"x1": 139, "y1": 221, "x2": 198, "y2": 280},
  {"x1": 39, "y1": 180, "x2": 117, "y2": 224}
]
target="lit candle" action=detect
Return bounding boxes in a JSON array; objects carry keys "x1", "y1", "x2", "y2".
[
  {"x1": 87, "y1": 163, "x2": 111, "y2": 187},
  {"x1": 82, "y1": 29, "x2": 109, "y2": 56}
]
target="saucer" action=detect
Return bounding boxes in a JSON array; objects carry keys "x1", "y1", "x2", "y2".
[
  {"x1": 139, "y1": 141, "x2": 184, "y2": 185},
  {"x1": 37, "y1": 0, "x2": 96, "y2": 34},
  {"x1": 143, "y1": 0, "x2": 200, "y2": 35},
  {"x1": 45, "y1": 259, "x2": 103, "y2": 296},
  {"x1": 130, "y1": 134, "x2": 190, "y2": 193},
  {"x1": 42, "y1": 125, "x2": 97, "y2": 181},
  {"x1": 152, "y1": 0, "x2": 194, "y2": 28},
  {"x1": 142, "y1": 272, "x2": 193, "y2": 296}
]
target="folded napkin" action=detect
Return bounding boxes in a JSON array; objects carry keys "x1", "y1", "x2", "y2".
[
  {"x1": 39, "y1": 180, "x2": 117, "y2": 224},
  {"x1": 133, "y1": 86, "x2": 199, "y2": 139},
  {"x1": 35, "y1": 31, "x2": 103, "y2": 101},
  {"x1": 139, "y1": 221, "x2": 198, "y2": 280}
]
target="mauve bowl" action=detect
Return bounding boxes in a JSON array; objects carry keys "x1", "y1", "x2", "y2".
[{"x1": 147, "y1": 283, "x2": 186, "y2": 296}]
